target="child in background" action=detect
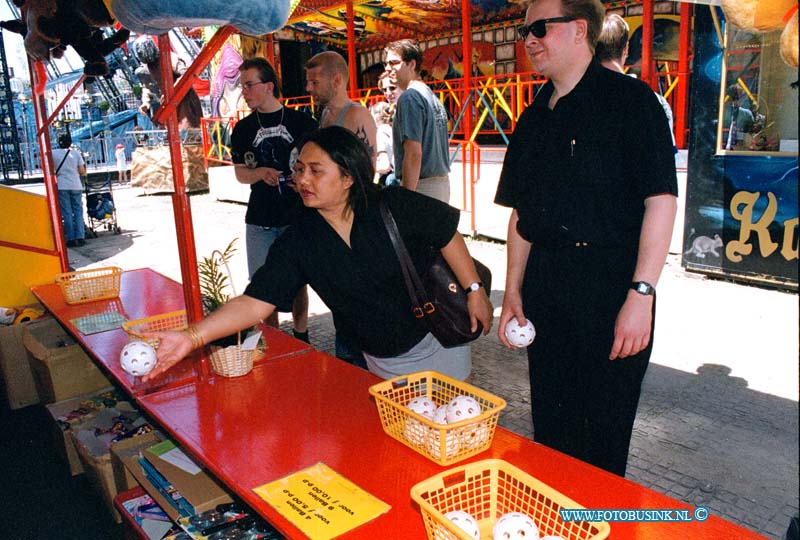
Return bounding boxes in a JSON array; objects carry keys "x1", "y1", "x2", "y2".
[{"x1": 115, "y1": 144, "x2": 128, "y2": 183}]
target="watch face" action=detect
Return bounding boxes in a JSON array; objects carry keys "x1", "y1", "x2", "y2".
[{"x1": 634, "y1": 282, "x2": 654, "y2": 295}]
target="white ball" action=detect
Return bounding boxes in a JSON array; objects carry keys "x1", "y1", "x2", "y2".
[
  {"x1": 504, "y1": 318, "x2": 536, "y2": 347},
  {"x1": 444, "y1": 510, "x2": 480, "y2": 540},
  {"x1": 458, "y1": 421, "x2": 491, "y2": 450},
  {"x1": 427, "y1": 429, "x2": 460, "y2": 460},
  {"x1": 446, "y1": 395, "x2": 481, "y2": 424},
  {"x1": 493, "y1": 512, "x2": 539, "y2": 540},
  {"x1": 120, "y1": 340, "x2": 158, "y2": 376},
  {"x1": 403, "y1": 418, "x2": 430, "y2": 447},
  {"x1": 407, "y1": 397, "x2": 437, "y2": 419},
  {"x1": 432, "y1": 404, "x2": 449, "y2": 425}
]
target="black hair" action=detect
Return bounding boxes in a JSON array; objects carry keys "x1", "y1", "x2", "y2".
[
  {"x1": 57, "y1": 132, "x2": 72, "y2": 149},
  {"x1": 239, "y1": 57, "x2": 282, "y2": 98},
  {"x1": 298, "y1": 126, "x2": 378, "y2": 214}
]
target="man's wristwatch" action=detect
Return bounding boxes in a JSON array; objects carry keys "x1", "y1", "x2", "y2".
[
  {"x1": 464, "y1": 282, "x2": 483, "y2": 294},
  {"x1": 631, "y1": 281, "x2": 655, "y2": 296}
]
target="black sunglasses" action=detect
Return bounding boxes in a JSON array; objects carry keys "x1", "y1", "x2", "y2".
[{"x1": 518, "y1": 16, "x2": 576, "y2": 39}]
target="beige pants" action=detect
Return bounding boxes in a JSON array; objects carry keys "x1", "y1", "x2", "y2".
[{"x1": 413, "y1": 175, "x2": 450, "y2": 203}]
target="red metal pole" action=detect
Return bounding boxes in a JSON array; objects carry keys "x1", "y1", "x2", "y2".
[
  {"x1": 675, "y1": 2, "x2": 692, "y2": 150},
  {"x1": 28, "y1": 60, "x2": 68, "y2": 271},
  {"x1": 265, "y1": 34, "x2": 277, "y2": 70},
  {"x1": 642, "y1": 0, "x2": 655, "y2": 90},
  {"x1": 346, "y1": 0, "x2": 358, "y2": 96},
  {"x1": 461, "y1": 0, "x2": 472, "y2": 143},
  {"x1": 461, "y1": 0, "x2": 476, "y2": 232},
  {"x1": 153, "y1": 26, "x2": 235, "y2": 126},
  {"x1": 157, "y1": 34, "x2": 204, "y2": 326}
]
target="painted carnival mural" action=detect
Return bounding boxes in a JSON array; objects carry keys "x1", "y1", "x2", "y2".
[{"x1": 684, "y1": 6, "x2": 798, "y2": 288}]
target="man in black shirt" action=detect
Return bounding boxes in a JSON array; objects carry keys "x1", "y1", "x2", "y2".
[
  {"x1": 495, "y1": 0, "x2": 678, "y2": 476},
  {"x1": 231, "y1": 57, "x2": 317, "y2": 341}
]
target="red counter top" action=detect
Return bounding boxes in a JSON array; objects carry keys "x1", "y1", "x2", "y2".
[
  {"x1": 138, "y1": 350, "x2": 764, "y2": 540},
  {"x1": 31, "y1": 268, "x2": 314, "y2": 396},
  {"x1": 34, "y1": 268, "x2": 764, "y2": 540}
]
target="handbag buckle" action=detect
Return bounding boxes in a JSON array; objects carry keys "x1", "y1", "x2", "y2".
[
  {"x1": 413, "y1": 307, "x2": 425, "y2": 318},
  {"x1": 423, "y1": 302, "x2": 435, "y2": 314}
]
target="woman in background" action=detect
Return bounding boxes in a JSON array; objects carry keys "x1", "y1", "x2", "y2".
[{"x1": 52, "y1": 132, "x2": 87, "y2": 248}]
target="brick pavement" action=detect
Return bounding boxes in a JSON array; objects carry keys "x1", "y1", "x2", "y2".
[{"x1": 59, "y1": 184, "x2": 799, "y2": 540}]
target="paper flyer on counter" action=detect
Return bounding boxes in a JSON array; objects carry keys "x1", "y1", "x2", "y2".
[{"x1": 253, "y1": 462, "x2": 391, "y2": 540}]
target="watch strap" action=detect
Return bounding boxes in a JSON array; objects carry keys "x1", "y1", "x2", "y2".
[{"x1": 464, "y1": 282, "x2": 483, "y2": 294}]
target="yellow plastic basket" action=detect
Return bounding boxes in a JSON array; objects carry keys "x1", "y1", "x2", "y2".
[
  {"x1": 368, "y1": 371, "x2": 506, "y2": 466},
  {"x1": 55, "y1": 267, "x2": 122, "y2": 304},
  {"x1": 410, "y1": 459, "x2": 611, "y2": 540},
  {"x1": 122, "y1": 310, "x2": 188, "y2": 346}
]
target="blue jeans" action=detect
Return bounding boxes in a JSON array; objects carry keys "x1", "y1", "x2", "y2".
[
  {"x1": 246, "y1": 223, "x2": 289, "y2": 278},
  {"x1": 59, "y1": 189, "x2": 84, "y2": 241}
]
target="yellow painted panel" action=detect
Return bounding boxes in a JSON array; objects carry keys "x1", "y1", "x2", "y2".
[
  {"x1": 0, "y1": 247, "x2": 61, "y2": 307},
  {"x1": 0, "y1": 185, "x2": 56, "y2": 250},
  {"x1": 0, "y1": 185, "x2": 60, "y2": 307}
]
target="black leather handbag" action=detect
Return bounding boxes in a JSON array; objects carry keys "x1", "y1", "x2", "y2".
[{"x1": 379, "y1": 200, "x2": 492, "y2": 348}]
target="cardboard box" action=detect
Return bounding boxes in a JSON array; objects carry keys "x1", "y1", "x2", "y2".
[
  {"x1": 114, "y1": 434, "x2": 182, "y2": 522},
  {"x1": 23, "y1": 317, "x2": 111, "y2": 403},
  {"x1": 0, "y1": 310, "x2": 47, "y2": 409},
  {"x1": 111, "y1": 431, "x2": 164, "y2": 505},
  {"x1": 70, "y1": 414, "x2": 157, "y2": 523},
  {"x1": 144, "y1": 440, "x2": 233, "y2": 517},
  {"x1": 45, "y1": 390, "x2": 113, "y2": 475}
]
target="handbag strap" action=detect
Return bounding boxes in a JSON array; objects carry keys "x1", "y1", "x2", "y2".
[
  {"x1": 379, "y1": 199, "x2": 433, "y2": 318},
  {"x1": 54, "y1": 149, "x2": 71, "y2": 176}
]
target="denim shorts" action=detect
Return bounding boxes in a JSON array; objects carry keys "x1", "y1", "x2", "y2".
[{"x1": 246, "y1": 223, "x2": 289, "y2": 279}]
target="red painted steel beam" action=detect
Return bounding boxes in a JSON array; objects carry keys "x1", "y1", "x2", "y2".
[
  {"x1": 28, "y1": 60, "x2": 68, "y2": 271},
  {"x1": 675, "y1": 1, "x2": 692, "y2": 150},
  {"x1": 346, "y1": 0, "x2": 358, "y2": 95},
  {"x1": 36, "y1": 73, "x2": 87, "y2": 137},
  {"x1": 153, "y1": 25, "x2": 236, "y2": 126},
  {"x1": 265, "y1": 34, "x2": 276, "y2": 70},
  {"x1": 641, "y1": 0, "x2": 655, "y2": 90},
  {"x1": 157, "y1": 34, "x2": 204, "y2": 330},
  {"x1": 0, "y1": 239, "x2": 60, "y2": 257},
  {"x1": 461, "y1": 0, "x2": 472, "y2": 144}
]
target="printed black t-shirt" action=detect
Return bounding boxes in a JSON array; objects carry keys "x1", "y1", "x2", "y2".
[{"x1": 230, "y1": 108, "x2": 317, "y2": 227}]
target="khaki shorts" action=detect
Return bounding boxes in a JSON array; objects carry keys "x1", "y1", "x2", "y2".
[{"x1": 415, "y1": 175, "x2": 450, "y2": 204}]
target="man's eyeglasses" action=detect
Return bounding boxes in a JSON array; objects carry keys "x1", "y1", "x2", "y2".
[
  {"x1": 384, "y1": 59, "x2": 403, "y2": 69},
  {"x1": 239, "y1": 81, "x2": 266, "y2": 91},
  {"x1": 382, "y1": 86, "x2": 397, "y2": 94},
  {"x1": 518, "y1": 16, "x2": 575, "y2": 40}
]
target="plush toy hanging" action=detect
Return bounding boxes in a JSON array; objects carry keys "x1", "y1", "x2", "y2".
[
  {"x1": 720, "y1": 0, "x2": 799, "y2": 68},
  {"x1": 132, "y1": 35, "x2": 203, "y2": 129},
  {"x1": 0, "y1": 0, "x2": 130, "y2": 76},
  {"x1": 2, "y1": 0, "x2": 293, "y2": 77}
]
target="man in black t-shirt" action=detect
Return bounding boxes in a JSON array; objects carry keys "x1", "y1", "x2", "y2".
[
  {"x1": 495, "y1": 0, "x2": 677, "y2": 476},
  {"x1": 230, "y1": 57, "x2": 317, "y2": 341}
]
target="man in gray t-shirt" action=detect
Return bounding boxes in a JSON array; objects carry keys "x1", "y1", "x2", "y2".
[{"x1": 384, "y1": 39, "x2": 451, "y2": 203}]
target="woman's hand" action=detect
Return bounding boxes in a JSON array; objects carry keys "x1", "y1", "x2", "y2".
[
  {"x1": 468, "y1": 288, "x2": 494, "y2": 335},
  {"x1": 141, "y1": 330, "x2": 194, "y2": 382}
]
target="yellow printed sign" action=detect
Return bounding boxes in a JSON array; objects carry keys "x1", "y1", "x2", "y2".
[{"x1": 253, "y1": 462, "x2": 391, "y2": 540}]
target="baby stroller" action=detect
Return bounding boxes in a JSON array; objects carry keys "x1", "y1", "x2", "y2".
[{"x1": 84, "y1": 176, "x2": 121, "y2": 237}]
